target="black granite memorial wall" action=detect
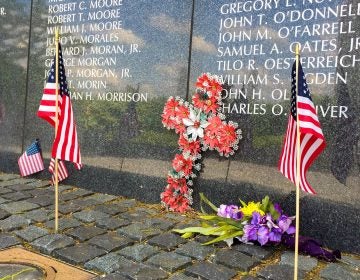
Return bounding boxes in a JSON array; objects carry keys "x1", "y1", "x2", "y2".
[
  {"x1": 0, "y1": 1, "x2": 31, "y2": 168},
  {"x1": 0, "y1": 0, "x2": 359, "y2": 253}
]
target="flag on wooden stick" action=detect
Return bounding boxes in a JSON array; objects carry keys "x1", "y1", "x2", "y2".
[
  {"x1": 18, "y1": 140, "x2": 44, "y2": 177},
  {"x1": 37, "y1": 43, "x2": 82, "y2": 170},
  {"x1": 278, "y1": 62, "x2": 326, "y2": 194},
  {"x1": 49, "y1": 158, "x2": 68, "y2": 184}
]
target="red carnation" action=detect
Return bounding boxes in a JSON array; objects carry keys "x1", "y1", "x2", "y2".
[
  {"x1": 192, "y1": 93, "x2": 219, "y2": 113},
  {"x1": 167, "y1": 177, "x2": 188, "y2": 193},
  {"x1": 161, "y1": 183, "x2": 190, "y2": 212},
  {"x1": 178, "y1": 134, "x2": 201, "y2": 155},
  {"x1": 172, "y1": 153, "x2": 193, "y2": 176}
]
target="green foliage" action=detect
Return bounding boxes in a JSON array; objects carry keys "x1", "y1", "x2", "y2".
[
  {"x1": 260, "y1": 196, "x2": 280, "y2": 220},
  {"x1": 253, "y1": 135, "x2": 283, "y2": 148},
  {"x1": 251, "y1": 102, "x2": 288, "y2": 137},
  {"x1": 173, "y1": 193, "x2": 245, "y2": 246},
  {"x1": 260, "y1": 196, "x2": 270, "y2": 212},
  {"x1": 78, "y1": 101, "x2": 126, "y2": 130},
  {"x1": 130, "y1": 130, "x2": 177, "y2": 147},
  {"x1": 202, "y1": 230, "x2": 243, "y2": 245},
  {"x1": 75, "y1": 95, "x2": 170, "y2": 149},
  {"x1": 137, "y1": 97, "x2": 167, "y2": 132},
  {"x1": 200, "y1": 192, "x2": 218, "y2": 213},
  {"x1": 173, "y1": 224, "x2": 243, "y2": 246}
]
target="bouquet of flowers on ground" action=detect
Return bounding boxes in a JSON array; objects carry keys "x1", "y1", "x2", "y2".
[{"x1": 174, "y1": 193, "x2": 341, "y2": 262}]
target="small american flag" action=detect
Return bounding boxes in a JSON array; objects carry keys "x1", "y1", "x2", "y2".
[
  {"x1": 49, "y1": 158, "x2": 68, "y2": 184},
  {"x1": 18, "y1": 140, "x2": 44, "y2": 177},
  {"x1": 38, "y1": 43, "x2": 82, "y2": 169},
  {"x1": 278, "y1": 62, "x2": 326, "y2": 194},
  {"x1": 37, "y1": 49, "x2": 63, "y2": 126}
]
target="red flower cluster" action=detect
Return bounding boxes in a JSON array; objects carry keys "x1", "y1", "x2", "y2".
[
  {"x1": 160, "y1": 73, "x2": 241, "y2": 212},
  {"x1": 172, "y1": 153, "x2": 193, "y2": 177},
  {"x1": 178, "y1": 134, "x2": 201, "y2": 156},
  {"x1": 196, "y1": 73, "x2": 223, "y2": 96},
  {"x1": 192, "y1": 74, "x2": 223, "y2": 114},
  {"x1": 161, "y1": 183, "x2": 191, "y2": 213}
]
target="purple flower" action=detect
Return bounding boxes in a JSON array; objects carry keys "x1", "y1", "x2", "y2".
[
  {"x1": 282, "y1": 235, "x2": 341, "y2": 262},
  {"x1": 217, "y1": 205, "x2": 243, "y2": 220},
  {"x1": 241, "y1": 212, "x2": 271, "y2": 246},
  {"x1": 241, "y1": 211, "x2": 295, "y2": 246},
  {"x1": 257, "y1": 226, "x2": 270, "y2": 245},
  {"x1": 265, "y1": 214, "x2": 276, "y2": 229},
  {"x1": 250, "y1": 211, "x2": 262, "y2": 225},
  {"x1": 269, "y1": 228, "x2": 282, "y2": 243},
  {"x1": 286, "y1": 225, "x2": 296, "y2": 235},
  {"x1": 242, "y1": 224, "x2": 258, "y2": 242},
  {"x1": 278, "y1": 215, "x2": 295, "y2": 233}
]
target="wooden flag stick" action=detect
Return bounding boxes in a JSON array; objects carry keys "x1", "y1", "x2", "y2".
[
  {"x1": 54, "y1": 28, "x2": 60, "y2": 233},
  {"x1": 294, "y1": 43, "x2": 301, "y2": 280}
]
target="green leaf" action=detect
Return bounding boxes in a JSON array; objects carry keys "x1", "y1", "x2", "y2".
[
  {"x1": 199, "y1": 215, "x2": 219, "y2": 220},
  {"x1": 209, "y1": 224, "x2": 239, "y2": 232},
  {"x1": 260, "y1": 196, "x2": 270, "y2": 212},
  {"x1": 202, "y1": 230, "x2": 243, "y2": 245},
  {"x1": 200, "y1": 221, "x2": 212, "y2": 228},
  {"x1": 200, "y1": 193, "x2": 218, "y2": 213},
  {"x1": 199, "y1": 215, "x2": 244, "y2": 229},
  {"x1": 173, "y1": 226, "x2": 222, "y2": 236},
  {"x1": 181, "y1": 232, "x2": 194, "y2": 239},
  {"x1": 173, "y1": 223, "x2": 242, "y2": 238},
  {"x1": 239, "y1": 199, "x2": 247, "y2": 207},
  {"x1": 173, "y1": 227, "x2": 210, "y2": 234},
  {"x1": 269, "y1": 204, "x2": 280, "y2": 220}
]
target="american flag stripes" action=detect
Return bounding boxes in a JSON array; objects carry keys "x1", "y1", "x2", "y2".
[
  {"x1": 38, "y1": 43, "x2": 82, "y2": 170},
  {"x1": 37, "y1": 78, "x2": 59, "y2": 127},
  {"x1": 37, "y1": 44, "x2": 66, "y2": 127},
  {"x1": 51, "y1": 87, "x2": 82, "y2": 168},
  {"x1": 18, "y1": 140, "x2": 44, "y2": 177},
  {"x1": 49, "y1": 158, "x2": 68, "y2": 184},
  {"x1": 278, "y1": 62, "x2": 326, "y2": 194}
]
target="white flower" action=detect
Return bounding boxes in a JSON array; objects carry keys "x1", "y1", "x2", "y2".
[{"x1": 182, "y1": 109, "x2": 208, "y2": 140}]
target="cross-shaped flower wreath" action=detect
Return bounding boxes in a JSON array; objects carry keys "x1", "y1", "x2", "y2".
[{"x1": 161, "y1": 73, "x2": 242, "y2": 212}]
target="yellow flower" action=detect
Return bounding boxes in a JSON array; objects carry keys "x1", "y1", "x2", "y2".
[{"x1": 241, "y1": 201, "x2": 265, "y2": 217}]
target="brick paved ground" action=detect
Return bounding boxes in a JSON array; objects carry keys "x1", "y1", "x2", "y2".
[{"x1": 0, "y1": 173, "x2": 359, "y2": 280}]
